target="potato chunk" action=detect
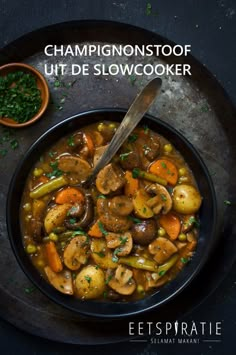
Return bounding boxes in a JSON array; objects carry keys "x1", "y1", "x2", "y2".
[
  {"x1": 44, "y1": 203, "x2": 71, "y2": 234},
  {"x1": 75, "y1": 265, "x2": 105, "y2": 299}
]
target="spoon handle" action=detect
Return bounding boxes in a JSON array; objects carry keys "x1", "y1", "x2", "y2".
[{"x1": 85, "y1": 77, "x2": 162, "y2": 186}]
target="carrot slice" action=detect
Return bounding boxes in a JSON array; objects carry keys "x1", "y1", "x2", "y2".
[
  {"x1": 55, "y1": 187, "x2": 84, "y2": 205},
  {"x1": 149, "y1": 159, "x2": 178, "y2": 185},
  {"x1": 45, "y1": 241, "x2": 63, "y2": 273},
  {"x1": 88, "y1": 220, "x2": 103, "y2": 238},
  {"x1": 159, "y1": 213, "x2": 181, "y2": 240},
  {"x1": 84, "y1": 133, "x2": 94, "y2": 156},
  {"x1": 124, "y1": 171, "x2": 139, "y2": 197}
]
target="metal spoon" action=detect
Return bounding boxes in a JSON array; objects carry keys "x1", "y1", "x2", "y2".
[{"x1": 84, "y1": 77, "x2": 162, "y2": 187}]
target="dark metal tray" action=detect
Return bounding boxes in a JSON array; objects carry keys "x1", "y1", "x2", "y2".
[{"x1": 0, "y1": 21, "x2": 235, "y2": 345}]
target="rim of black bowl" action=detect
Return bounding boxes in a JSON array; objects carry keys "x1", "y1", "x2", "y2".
[{"x1": 7, "y1": 108, "x2": 217, "y2": 319}]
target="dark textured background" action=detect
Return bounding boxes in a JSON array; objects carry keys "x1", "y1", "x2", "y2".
[{"x1": 0, "y1": 0, "x2": 235, "y2": 354}]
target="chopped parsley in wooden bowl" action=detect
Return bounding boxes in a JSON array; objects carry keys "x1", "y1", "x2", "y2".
[{"x1": 0, "y1": 63, "x2": 49, "y2": 128}]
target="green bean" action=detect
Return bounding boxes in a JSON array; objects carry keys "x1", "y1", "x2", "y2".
[
  {"x1": 119, "y1": 253, "x2": 179, "y2": 273},
  {"x1": 132, "y1": 168, "x2": 167, "y2": 186},
  {"x1": 157, "y1": 254, "x2": 179, "y2": 274},
  {"x1": 58, "y1": 231, "x2": 74, "y2": 241},
  {"x1": 29, "y1": 175, "x2": 68, "y2": 199},
  {"x1": 119, "y1": 256, "x2": 159, "y2": 272}
]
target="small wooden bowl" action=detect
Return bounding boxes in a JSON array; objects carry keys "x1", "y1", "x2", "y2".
[{"x1": 0, "y1": 63, "x2": 49, "y2": 128}]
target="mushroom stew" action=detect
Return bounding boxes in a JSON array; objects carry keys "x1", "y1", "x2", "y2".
[{"x1": 21, "y1": 121, "x2": 202, "y2": 301}]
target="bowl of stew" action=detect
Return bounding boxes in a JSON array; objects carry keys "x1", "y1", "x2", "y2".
[{"x1": 7, "y1": 109, "x2": 217, "y2": 318}]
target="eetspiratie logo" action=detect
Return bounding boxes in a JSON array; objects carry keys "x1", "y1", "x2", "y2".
[{"x1": 129, "y1": 321, "x2": 222, "y2": 344}]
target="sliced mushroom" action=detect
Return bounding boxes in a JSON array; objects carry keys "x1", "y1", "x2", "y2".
[
  {"x1": 108, "y1": 265, "x2": 136, "y2": 295},
  {"x1": 92, "y1": 131, "x2": 104, "y2": 146},
  {"x1": 109, "y1": 196, "x2": 133, "y2": 216},
  {"x1": 44, "y1": 266, "x2": 73, "y2": 295},
  {"x1": 65, "y1": 194, "x2": 94, "y2": 230},
  {"x1": 148, "y1": 237, "x2": 178, "y2": 264},
  {"x1": 99, "y1": 213, "x2": 132, "y2": 233},
  {"x1": 119, "y1": 148, "x2": 140, "y2": 170},
  {"x1": 105, "y1": 232, "x2": 133, "y2": 256},
  {"x1": 93, "y1": 145, "x2": 108, "y2": 167},
  {"x1": 131, "y1": 219, "x2": 157, "y2": 245},
  {"x1": 142, "y1": 132, "x2": 160, "y2": 161},
  {"x1": 146, "y1": 183, "x2": 172, "y2": 215},
  {"x1": 67, "y1": 203, "x2": 85, "y2": 218},
  {"x1": 96, "y1": 196, "x2": 109, "y2": 215},
  {"x1": 63, "y1": 236, "x2": 89, "y2": 270},
  {"x1": 70, "y1": 132, "x2": 84, "y2": 149},
  {"x1": 58, "y1": 155, "x2": 91, "y2": 182},
  {"x1": 145, "y1": 271, "x2": 169, "y2": 290},
  {"x1": 95, "y1": 163, "x2": 125, "y2": 195}
]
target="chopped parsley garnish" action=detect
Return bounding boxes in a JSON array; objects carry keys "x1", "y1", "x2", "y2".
[
  {"x1": 0, "y1": 128, "x2": 13, "y2": 143},
  {"x1": 24, "y1": 286, "x2": 36, "y2": 294},
  {"x1": 188, "y1": 216, "x2": 200, "y2": 228},
  {"x1": 103, "y1": 291, "x2": 108, "y2": 298},
  {"x1": 224, "y1": 200, "x2": 231, "y2": 206},
  {"x1": 200, "y1": 104, "x2": 209, "y2": 112},
  {"x1": 94, "y1": 251, "x2": 105, "y2": 258},
  {"x1": 112, "y1": 255, "x2": 119, "y2": 263},
  {"x1": 50, "y1": 161, "x2": 58, "y2": 169},
  {"x1": 48, "y1": 151, "x2": 57, "y2": 158},
  {"x1": 128, "y1": 134, "x2": 138, "y2": 143},
  {"x1": 0, "y1": 71, "x2": 42, "y2": 123},
  {"x1": 120, "y1": 152, "x2": 131, "y2": 161},
  {"x1": 158, "y1": 270, "x2": 166, "y2": 276},
  {"x1": 112, "y1": 248, "x2": 122, "y2": 263},
  {"x1": 160, "y1": 194, "x2": 167, "y2": 201},
  {"x1": 67, "y1": 135, "x2": 75, "y2": 147},
  {"x1": 0, "y1": 128, "x2": 19, "y2": 157},
  {"x1": 146, "y1": 2, "x2": 152, "y2": 15},
  {"x1": 66, "y1": 79, "x2": 77, "y2": 88},
  {"x1": 84, "y1": 275, "x2": 92, "y2": 283},
  {"x1": 143, "y1": 125, "x2": 149, "y2": 134},
  {"x1": 0, "y1": 148, "x2": 7, "y2": 157},
  {"x1": 98, "y1": 221, "x2": 108, "y2": 236},
  {"x1": 97, "y1": 194, "x2": 107, "y2": 199},
  {"x1": 128, "y1": 216, "x2": 142, "y2": 224},
  {"x1": 119, "y1": 236, "x2": 128, "y2": 245},
  {"x1": 105, "y1": 275, "x2": 113, "y2": 285},
  {"x1": 71, "y1": 230, "x2": 86, "y2": 237},
  {"x1": 132, "y1": 168, "x2": 140, "y2": 179},
  {"x1": 161, "y1": 161, "x2": 167, "y2": 169},
  {"x1": 10, "y1": 139, "x2": 18, "y2": 150},
  {"x1": 181, "y1": 257, "x2": 189, "y2": 264},
  {"x1": 54, "y1": 80, "x2": 61, "y2": 88},
  {"x1": 46, "y1": 161, "x2": 63, "y2": 178},
  {"x1": 69, "y1": 218, "x2": 77, "y2": 225},
  {"x1": 129, "y1": 74, "x2": 137, "y2": 86}
]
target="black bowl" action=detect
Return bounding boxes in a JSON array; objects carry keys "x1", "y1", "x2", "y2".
[{"x1": 7, "y1": 109, "x2": 217, "y2": 319}]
